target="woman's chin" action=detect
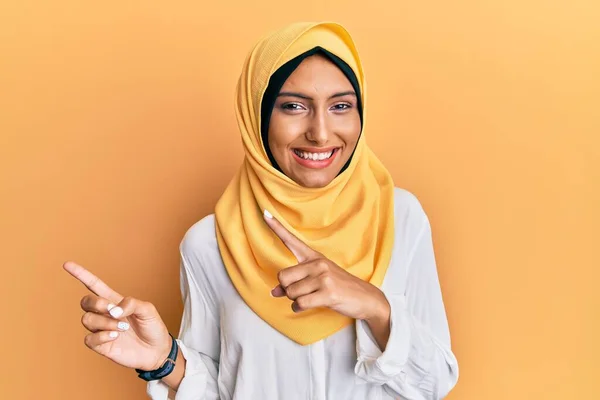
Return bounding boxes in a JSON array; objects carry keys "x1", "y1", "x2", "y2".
[
  {"x1": 291, "y1": 170, "x2": 336, "y2": 188},
  {"x1": 280, "y1": 157, "x2": 347, "y2": 188}
]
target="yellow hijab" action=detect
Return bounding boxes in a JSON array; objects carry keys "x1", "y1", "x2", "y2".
[{"x1": 214, "y1": 22, "x2": 395, "y2": 345}]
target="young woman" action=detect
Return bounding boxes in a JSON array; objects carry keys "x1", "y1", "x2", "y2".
[{"x1": 65, "y1": 22, "x2": 459, "y2": 399}]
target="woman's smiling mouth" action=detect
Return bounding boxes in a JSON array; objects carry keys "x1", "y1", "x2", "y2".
[{"x1": 291, "y1": 147, "x2": 340, "y2": 169}]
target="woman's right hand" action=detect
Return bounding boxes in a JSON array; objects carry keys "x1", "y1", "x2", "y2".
[{"x1": 63, "y1": 261, "x2": 173, "y2": 372}]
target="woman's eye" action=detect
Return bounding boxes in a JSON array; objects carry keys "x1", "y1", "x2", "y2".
[
  {"x1": 282, "y1": 103, "x2": 303, "y2": 111},
  {"x1": 332, "y1": 103, "x2": 352, "y2": 111}
]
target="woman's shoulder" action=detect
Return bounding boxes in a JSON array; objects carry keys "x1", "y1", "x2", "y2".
[
  {"x1": 393, "y1": 187, "x2": 428, "y2": 219},
  {"x1": 179, "y1": 213, "x2": 219, "y2": 264},
  {"x1": 392, "y1": 186, "x2": 430, "y2": 233}
]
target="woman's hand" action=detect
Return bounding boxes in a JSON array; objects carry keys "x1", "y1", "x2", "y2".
[
  {"x1": 263, "y1": 211, "x2": 391, "y2": 322},
  {"x1": 63, "y1": 261, "x2": 172, "y2": 371}
]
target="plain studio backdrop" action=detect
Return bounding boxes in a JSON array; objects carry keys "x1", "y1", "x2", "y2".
[{"x1": 1, "y1": 1, "x2": 598, "y2": 399}]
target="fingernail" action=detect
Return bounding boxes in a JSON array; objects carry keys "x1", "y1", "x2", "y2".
[
  {"x1": 292, "y1": 303, "x2": 299, "y2": 313},
  {"x1": 263, "y1": 209, "x2": 273, "y2": 219},
  {"x1": 109, "y1": 307, "x2": 123, "y2": 318},
  {"x1": 271, "y1": 285, "x2": 284, "y2": 297},
  {"x1": 107, "y1": 303, "x2": 116, "y2": 311},
  {"x1": 109, "y1": 331, "x2": 119, "y2": 338},
  {"x1": 117, "y1": 321, "x2": 130, "y2": 331}
]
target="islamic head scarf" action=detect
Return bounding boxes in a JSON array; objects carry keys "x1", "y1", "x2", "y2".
[{"x1": 214, "y1": 22, "x2": 395, "y2": 345}]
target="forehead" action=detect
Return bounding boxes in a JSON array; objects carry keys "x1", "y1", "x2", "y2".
[{"x1": 280, "y1": 54, "x2": 354, "y2": 91}]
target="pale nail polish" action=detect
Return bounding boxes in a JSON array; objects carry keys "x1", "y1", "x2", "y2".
[
  {"x1": 107, "y1": 303, "x2": 116, "y2": 311},
  {"x1": 264, "y1": 209, "x2": 273, "y2": 219},
  {"x1": 109, "y1": 307, "x2": 123, "y2": 318},
  {"x1": 117, "y1": 321, "x2": 130, "y2": 331},
  {"x1": 109, "y1": 331, "x2": 119, "y2": 338}
]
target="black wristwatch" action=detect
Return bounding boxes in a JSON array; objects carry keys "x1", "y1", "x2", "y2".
[{"x1": 136, "y1": 333, "x2": 179, "y2": 381}]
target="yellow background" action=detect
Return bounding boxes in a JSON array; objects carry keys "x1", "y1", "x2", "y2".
[{"x1": 1, "y1": 1, "x2": 598, "y2": 399}]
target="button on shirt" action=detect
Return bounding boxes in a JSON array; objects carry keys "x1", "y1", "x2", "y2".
[{"x1": 147, "y1": 188, "x2": 459, "y2": 399}]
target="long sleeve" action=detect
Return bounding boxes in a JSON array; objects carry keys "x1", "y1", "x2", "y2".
[
  {"x1": 354, "y1": 206, "x2": 459, "y2": 399},
  {"x1": 146, "y1": 243, "x2": 221, "y2": 400}
]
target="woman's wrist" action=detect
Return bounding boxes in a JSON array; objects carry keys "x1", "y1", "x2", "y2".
[
  {"x1": 149, "y1": 334, "x2": 176, "y2": 371},
  {"x1": 362, "y1": 286, "x2": 391, "y2": 322},
  {"x1": 135, "y1": 334, "x2": 186, "y2": 390},
  {"x1": 363, "y1": 290, "x2": 392, "y2": 350},
  {"x1": 160, "y1": 347, "x2": 186, "y2": 391},
  {"x1": 136, "y1": 333, "x2": 179, "y2": 382}
]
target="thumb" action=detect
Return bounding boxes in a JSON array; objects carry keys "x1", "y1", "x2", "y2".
[{"x1": 108, "y1": 296, "x2": 159, "y2": 321}]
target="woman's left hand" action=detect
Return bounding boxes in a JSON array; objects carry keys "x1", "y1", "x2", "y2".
[{"x1": 264, "y1": 211, "x2": 390, "y2": 322}]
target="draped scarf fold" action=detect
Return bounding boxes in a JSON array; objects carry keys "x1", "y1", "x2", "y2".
[{"x1": 214, "y1": 22, "x2": 395, "y2": 345}]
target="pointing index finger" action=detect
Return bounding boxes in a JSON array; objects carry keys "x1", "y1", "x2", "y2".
[
  {"x1": 63, "y1": 261, "x2": 123, "y2": 304},
  {"x1": 263, "y1": 210, "x2": 315, "y2": 263}
]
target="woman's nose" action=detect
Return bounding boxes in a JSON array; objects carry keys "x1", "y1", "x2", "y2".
[{"x1": 305, "y1": 109, "x2": 329, "y2": 145}]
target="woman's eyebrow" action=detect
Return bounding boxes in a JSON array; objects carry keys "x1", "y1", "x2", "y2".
[
  {"x1": 277, "y1": 91, "x2": 357, "y2": 100},
  {"x1": 278, "y1": 92, "x2": 312, "y2": 100},
  {"x1": 329, "y1": 91, "x2": 356, "y2": 99}
]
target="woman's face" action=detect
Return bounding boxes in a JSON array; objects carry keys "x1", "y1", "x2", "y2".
[{"x1": 267, "y1": 54, "x2": 361, "y2": 188}]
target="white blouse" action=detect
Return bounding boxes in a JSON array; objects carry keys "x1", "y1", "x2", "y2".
[{"x1": 147, "y1": 188, "x2": 459, "y2": 400}]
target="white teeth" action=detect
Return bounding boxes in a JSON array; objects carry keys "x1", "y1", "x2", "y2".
[{"x1": 294, "y1": 150, "x2": 334, "y2": 160}]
